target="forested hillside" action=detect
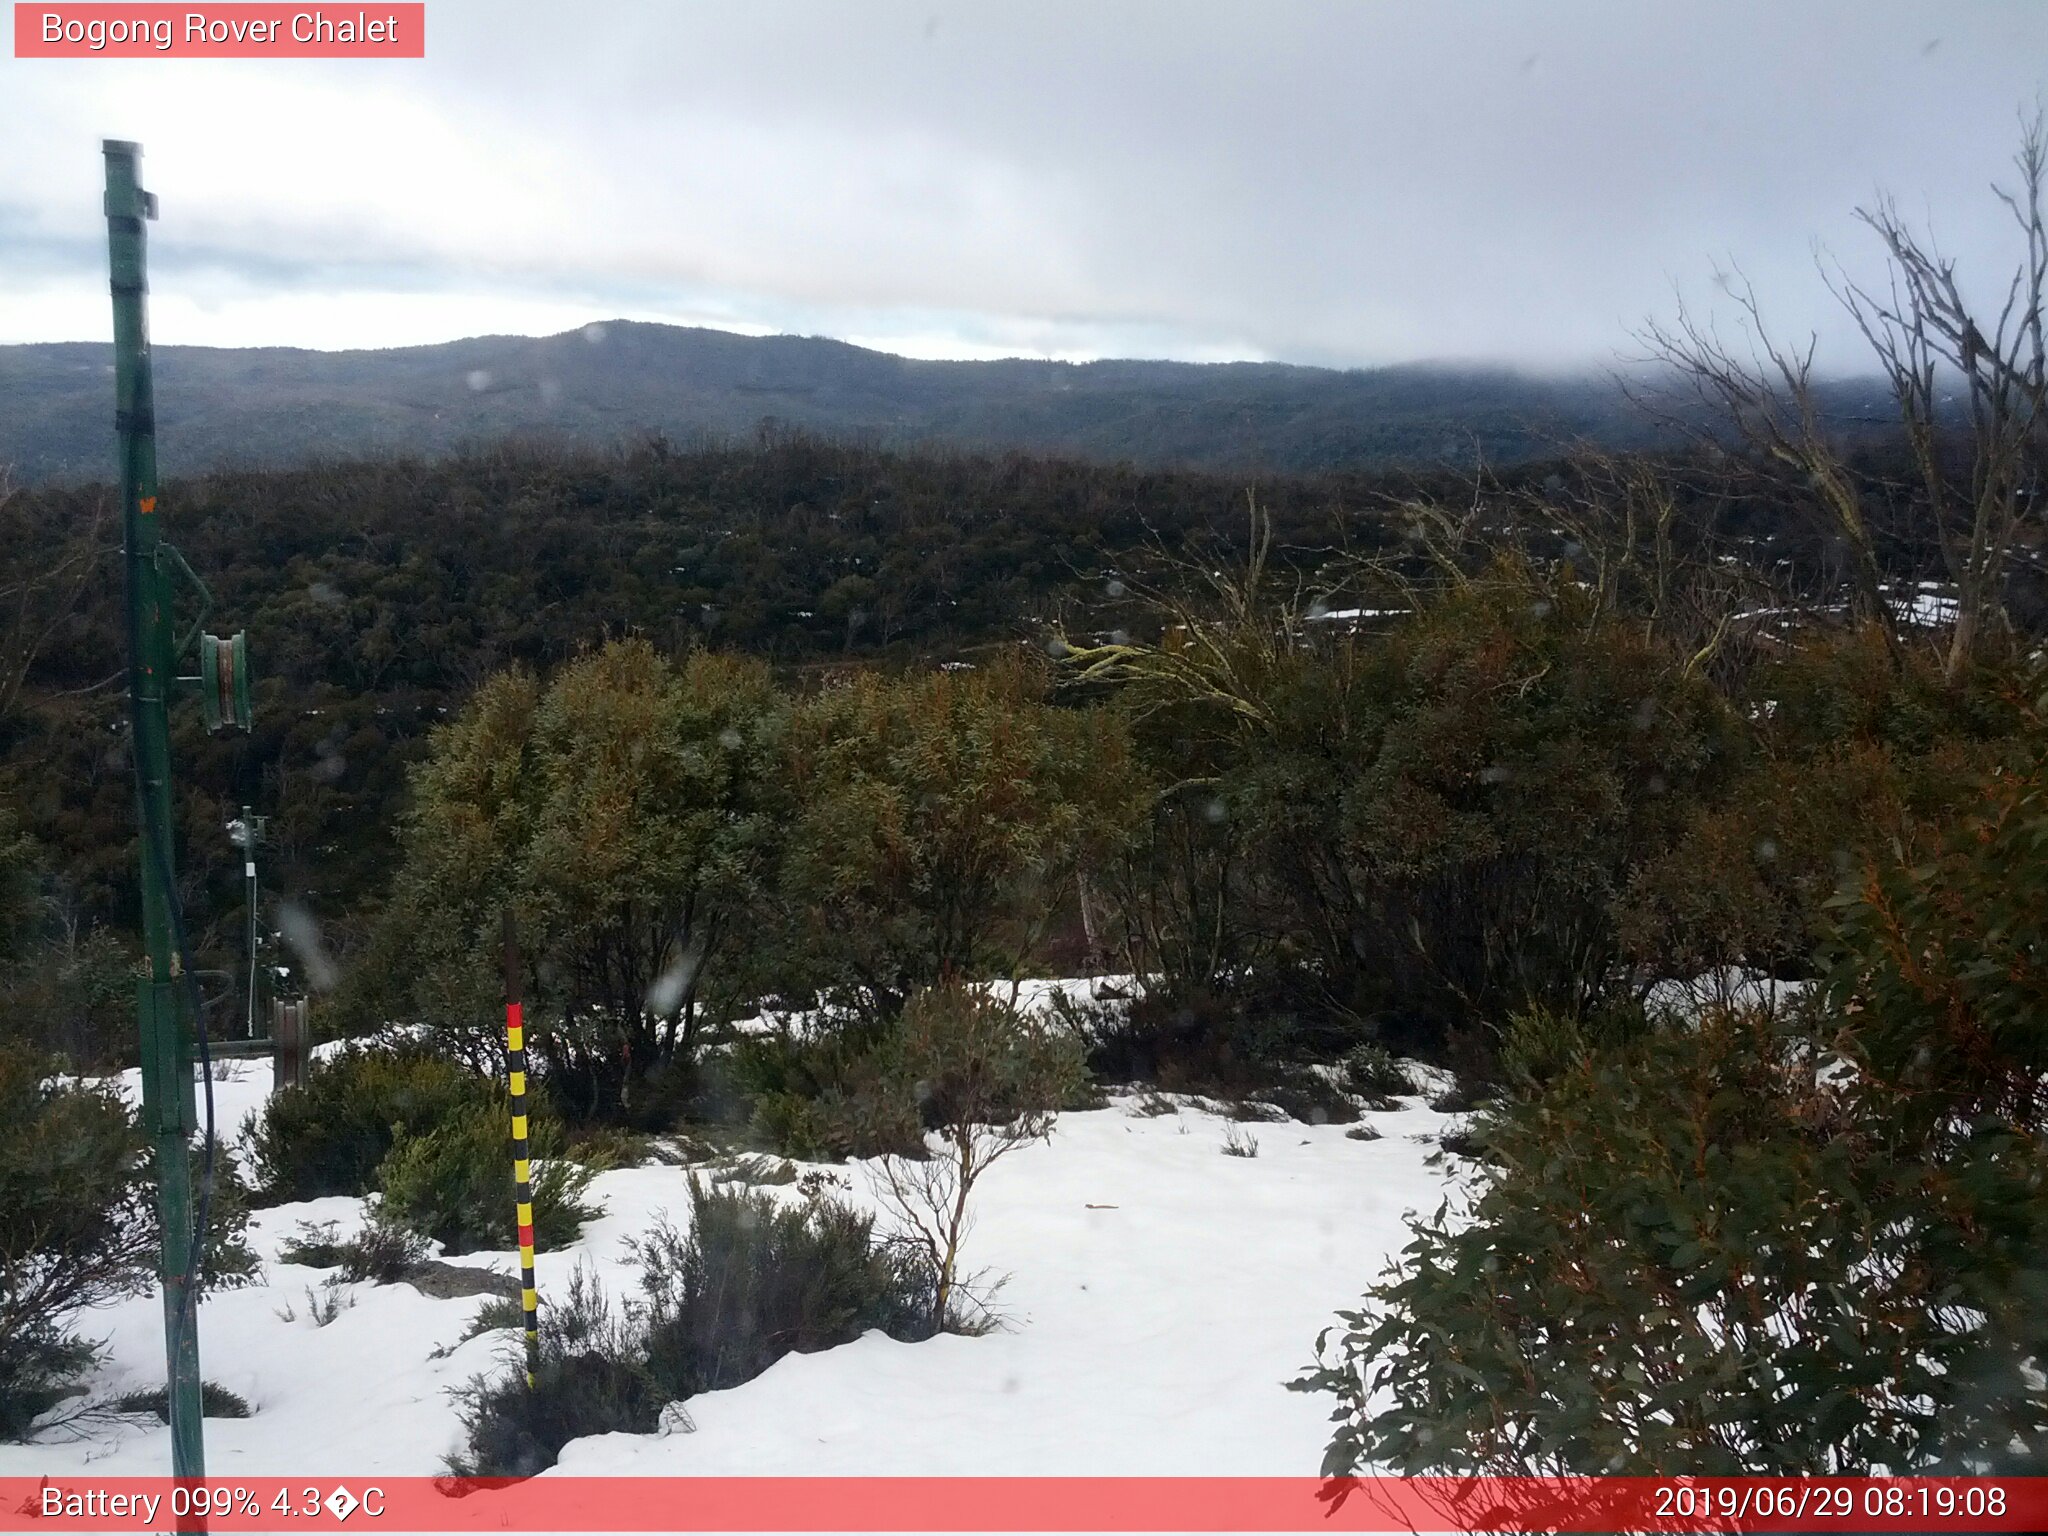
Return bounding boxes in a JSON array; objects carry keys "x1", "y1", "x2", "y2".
[
  {"x1": 0, "y1": 428, "x2": 1984, "y2": 972},
  {"x1": 0, "y1": 321, "x2": 1895, "y2": 484},
  {"x1": 4, "y1": 434, "x2": 1401, "y2": 945}
]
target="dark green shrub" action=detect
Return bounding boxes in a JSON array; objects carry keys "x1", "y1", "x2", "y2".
[
  {"x1": 1623, "y1": 636, "x2": 2031, "y2": 989},
  {"x1": 0, "y1": 1044, "x2": 152, "y2": 1439},
  {"x1": 449, "y1": 1187, "x2": 932, "y2": 1479},
  {"x1": 1339, "y1": 1043, "x2": 1415, "y2": 1101},
  {"x1": 1319, "y1": 576, "x2": 1738, "y2": 1039},
  {"x1": 459, "y1": 1296, "x2": 527, "y2": 1342},
  {"x1": 634, "y1": 1182, "x2": 935, "y2": 1400},
  {"x1": 0, "y1": 805, "x2": 37, "y2": 971},
  {"x1": 0, "y1": 1048, "x2": 255, "y2": 1442},
  {"x1": 275, "y1": 1220, "x2": 347, "y2": 1269},
  {"x1": 339, "y1": 1218, "x2": 430, "y2": 1284},
  {"x1": 1825, "y1": 746, "x2": 2048, "y2": 1137},
  {"x1": 741, "y1": 1088, "x2": 832, "y2": 1160},
  {"x1": 0, "y1": 1326, "x2": 96, "y2": 1442},
  {"x1": 563, "y1": 1125, "x2": 647, "y2": 1170},
  {"x1": 247, "y1": 1045, "x2": 493, "y2": 1202},
  {"x1": 376, "y1": 1102, "x2": 601, "y2": 1255},
  {"x1": 1079, "y1": 986, "x2": 1307, "y2": 1097},
  {"x1": 1297, "y1": 994, "x2": 2048, "y2": 1476},
  {"x1": 723, "y1": 1020, "x2": 924, "y2": 1162},
  {"x1": 1256, "y1": 1075, "x2": 1360, "y2": 1125},
  {"x1": 448, "y1": 1268, "x2": 660, "y2": 1480},
  {"x1": 0, "y1": 926, "x2": 135, "y2": 1072},
  {"x1": 110, "y1": 1382, "x2": 251, "y2": 1421},
  {"x1": 1076, "y1": 557, "x2": 1742, "y2": 1052},
  {"x1": 176, "y1": 1147, "x2": 261, "y2": 1294},
  {"x1": 1496, "y1": 1001, "x2": 1650, "y2": 1095}
]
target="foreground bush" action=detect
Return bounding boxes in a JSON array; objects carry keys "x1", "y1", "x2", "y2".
[
  {"x1": 1826, "y1": 744, "x2": 2048, "y2": 1137},
  {"x1": 0, "y1": 1044, "x2": 257, "y2": 1441},
  {"x1": 0, "y1": 1045, "x2": 150, "y2": 1438},
  {"x1": 450, "y1": 1183, "x2": 930, "y2": 1477},
  {"x1": 636, "y1": 1182, "x2": 935, "y2": 1396},
  {"x1": 449, "y1": 1268, "x2": 659, "y2": 1481},
  {"x1": 1298, "y1": 749, "x2": 2048, "y2": 1476},
  {"x1": 835, "y1": 984, "x2": 1085, "y2": 1327},
  {"x1": 377, "y1": 1102, "x2": 601, "y2": 1255},
  {"x1": 247, "y1": 1045, "x2": 493, "y2": 1202}
]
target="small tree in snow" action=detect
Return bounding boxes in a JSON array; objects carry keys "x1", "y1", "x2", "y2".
[{"x1": 858, "y1": 984, "x2": 1085, "y2": 1331}]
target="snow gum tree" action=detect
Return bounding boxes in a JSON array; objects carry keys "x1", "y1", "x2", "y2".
[
  {"x1": 776, "y1": 654, "x2": 1145, "y2": 1026},
  {"x1": 364, "y1": 639, "x2": 789, "y2": 1122}
]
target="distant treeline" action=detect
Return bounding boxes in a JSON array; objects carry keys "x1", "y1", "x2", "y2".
[{"x1": 0, "y1": 322, "x2": 1909, "y2": 486}]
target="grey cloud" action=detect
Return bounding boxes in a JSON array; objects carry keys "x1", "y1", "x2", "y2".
[{"x1": 2, "y1": 0, "x2": 2043, "y2": 366}]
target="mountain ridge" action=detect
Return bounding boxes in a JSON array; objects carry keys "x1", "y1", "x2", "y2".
[{"x1": 0, "y1": 319, "x2": 1882, "y2": 485}]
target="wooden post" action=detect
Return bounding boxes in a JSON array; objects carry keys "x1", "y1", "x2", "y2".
[{"x1": 270, "y1": 998, "x2": 309, "y2": 1092}]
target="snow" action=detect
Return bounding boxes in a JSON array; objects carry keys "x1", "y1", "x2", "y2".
[
  {"x1": 2, "y1": 1047, "x2": 1464, "y2": 1483},
  {"x1": 1304, "y1": 608, "x2": 1406, "y2": 623},
  {"x1": 727, "y1": 976, "x2": 1138, "y2": 1041},
  {"x1": 1644, "y1": 968, "x2": 1810, "y2": 1021},
  {"x1": 1888, "y1": 584, "x2": 1960, "y2": 629}
]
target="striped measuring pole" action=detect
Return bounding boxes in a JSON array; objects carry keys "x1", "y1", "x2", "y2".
[{"x1": 502, "y1": 913, "x2": 540, "y2": 1389}]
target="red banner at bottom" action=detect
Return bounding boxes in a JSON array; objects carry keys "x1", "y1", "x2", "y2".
[{"x1": 0, "y1": 1476, "x2": 2041, "y2": 1533}]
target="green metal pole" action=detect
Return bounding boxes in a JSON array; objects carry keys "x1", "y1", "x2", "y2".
[{"x1": 105, "y1": 138, "x2": 207, "y2": 1483}]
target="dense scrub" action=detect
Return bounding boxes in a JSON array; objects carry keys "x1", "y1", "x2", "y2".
[
  {"x1": 247, "y1": 1044, "x2": 496, "y2": 1201},
  {"x1": 0, "y1": 431, "x2": 1972, "y2": 994},
  {"x1": 350, "y1": 646, "x2": 1138, "y2": 1130},
  {"x1": 0, "y1": 1043, "x2": 257, "y2": 1439},
  {"x1": 249, "y1": 1043, "x2": 603, "y2": 1251},
  {"x1": 1297, "y1": 744, "x2": 2048, "y2": 1476}
]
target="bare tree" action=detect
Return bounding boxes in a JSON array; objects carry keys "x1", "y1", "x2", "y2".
[
  {"x1": 1638, "y1": 276, "x2": 1898, "y2": 653},
  {"x1": 863, "y1": 984, "x2": 1084, "y2": 1331},
  {"x1": 1830, "y1": 111, "x2": 2048, "y2": 680},
  {"x1": 0, "y1": 477, "x2": 111, "y2": 729},
  {"x1": 1641, "y1": 110, "x2": 2048, "y2": 681}
]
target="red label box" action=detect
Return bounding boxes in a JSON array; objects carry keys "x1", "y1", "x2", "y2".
[{"x1": 13, "y1": 4, "x2": 425, "y2": 57}]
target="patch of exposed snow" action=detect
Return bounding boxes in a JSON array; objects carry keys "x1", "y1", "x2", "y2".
[{"x1": 5, "y1": 1029, "x2": 1463, "y2": 1480}]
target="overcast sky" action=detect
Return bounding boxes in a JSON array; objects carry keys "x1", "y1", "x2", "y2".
[{"x1": 2, "y1": 1, "x2": 2043, "y2": 369}]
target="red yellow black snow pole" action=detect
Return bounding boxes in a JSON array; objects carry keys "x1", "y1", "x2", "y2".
[{"x1": 502, "y1": 912, "x2": 540, "y2": 1388}]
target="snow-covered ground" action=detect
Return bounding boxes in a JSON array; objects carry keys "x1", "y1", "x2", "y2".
[{"x1": 3, "y1": 1046, "x2": 1465, "y2": 1481}]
